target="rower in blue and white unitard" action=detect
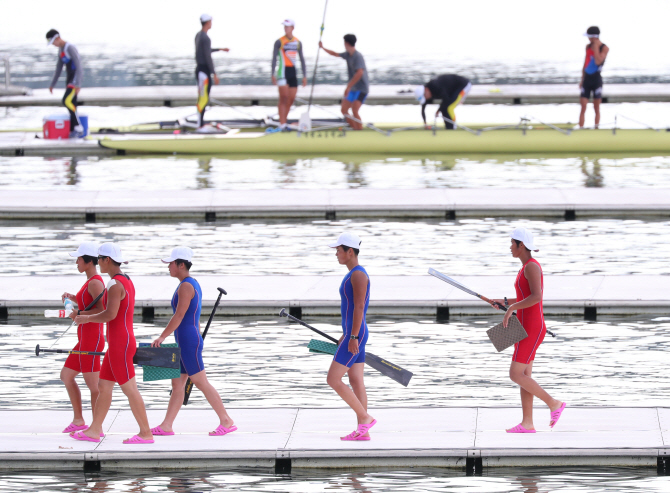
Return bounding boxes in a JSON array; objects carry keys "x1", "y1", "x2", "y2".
[{"x1": 150, "y1": 247, "x2": 236, "y2": 437}]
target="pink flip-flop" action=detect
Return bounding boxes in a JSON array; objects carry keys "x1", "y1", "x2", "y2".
[
  {"x1": 341, "y1": 419, "x2": 377, "y2": 441},
  {"x1": 62, "y1": 422, "x2": 87, "y2": 433},
  {"x1": 209, "y1": 425, "x2": 237, "y2": 436},
  {"x1": 506, "y1": 424, "x2": 536, "y2": 433},
  {"x1": 550, "y1": 402, "x2": 567, "y2": 428},
  {"x1": 123, "y1": 435, "x2": 155, "y2": 444},
  {"x1": 151, "y1": 425, "x2": 175, "y2": 436},
  {"x1": 70, "y1": 430, "x2": 100, "y2": 443}
]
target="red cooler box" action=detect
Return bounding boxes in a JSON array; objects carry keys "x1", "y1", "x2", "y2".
[{"x1": 43, "y1": 114, "x2": 70, "y2": 139}]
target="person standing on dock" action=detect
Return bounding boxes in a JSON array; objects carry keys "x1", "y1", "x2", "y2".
[
  {"x1": 269, "y1": 19, "x2": 307, "y2": 133},
  {"x1": 414, "y1": 74, "x2": 471, "y2": 129},
  {"x1": 46, "y1": 29, "x2": 84, "y2": 138},
  {"x1": 149, "y1": 247, "x2": 236, "y2": 437},
  {"x1": 59, "y1": 242, "x2": 106, "y2": 435},
  {"x1": 195, "y1": 14, "x2": 229, "y2": 129},
  {"x1": 491, "y1": 228, "x2": 566, "y2": 433},
  {"x1": 579, "y1": 26, "x2": 609, "y2": 128},
  {"x1": 327, "y1": 232, "x2": 377, "y2": 440},
  {"x1": 319, "y1": 34, "x2": 369, "y2": 130},
  {"x1": 71, "y1": 243, "x2": 154, "y2": 444}
]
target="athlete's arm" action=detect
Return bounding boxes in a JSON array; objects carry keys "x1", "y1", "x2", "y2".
[
  {"x1": 318, "y1": 42, "x2": 340, "y2": 57},
  {"x1": 298, "y1": 41, "x2": 307, "y2": 86},
  {"x1": 152, "y1": 282, "x2": 194, "y2": 347},
  {"x1": 204, "y1": 35, "x2": 216, "y2": 77},
  {"x1": 503, "y1": 263, "x2": 542, "y2": 326},
  {"x1": 68, "y1": 45, "x2": 83, "y2": 89},
  {"x1": 348, "y1": 270, "x2": 368, "y2": 355},
  {"x1": 580, "y1": 47, "x2": 588, "y2": 88},
  {"x1": 594, "y1": 44, "x2": 609, "y2": 65},
  {"x1": 346, "y1": 68, "x2": 364, "y2": 93},
  {"x1": 271, "y1": 39, "x2": 281, "y2": 84},
  {"x1": 74, "y1": 281, "x2": 124, "y2": 324},
  {"x1": 49, "y1": 58, "x2": 63, "y2": 93}
]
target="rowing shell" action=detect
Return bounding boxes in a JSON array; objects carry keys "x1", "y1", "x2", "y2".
[{"x1": 98, "y1": 128, "x2": 670, "y2": 155}]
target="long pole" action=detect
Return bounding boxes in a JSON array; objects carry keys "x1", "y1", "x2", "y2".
[{"x1": 307, "y1": 0, "x2": 329, "y2": 111}]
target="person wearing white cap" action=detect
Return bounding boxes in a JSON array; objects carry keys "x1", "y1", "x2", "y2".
[
  {"x1": 149, "y1": 247, "x2": 236, "y2": 437},
  {"x1": 491, "y1": 228, "x2": 566, "y2": 434},
  {"x1": 326, "y1": 232, "x2": 377, "y2": 441},
  {"x1": 195, "y1": 14, "x2": 230, "y2": 128},
  {"x1": 268, "y1": 18, "x2": 307, "y2": 133},
  {"x1": 414, "y1": 74, "x2": 471, "y2": 129},
  {"x1": 72, "y1": 243, "x2": 155, "y2": 444},
  {"x1": 59, "y1": 242, "x2": 106, "y2": 435}
]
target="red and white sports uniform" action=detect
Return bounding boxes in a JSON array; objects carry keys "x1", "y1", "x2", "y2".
[
  {"x1": 512, "y1": 258, "x2": 546, "y2": 364},
  {"x1": 63, "y1": 275, "x2": 106, "y2": 373},
  {"x1": 99, "y1": 274, "x2": 136, "y2": 385}
]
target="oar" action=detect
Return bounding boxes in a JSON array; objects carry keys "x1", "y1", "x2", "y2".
[
  {"x1": 48, "y1": 289, "x2": 106, "y2": 349},
  {"x1": 183, "y1": 287, "x2": 227, "y2": 405},
  {"x1": 35, "y1": 345, "x2": 181, "y2": 369},
  {"x1": 279, "y1": 308, "x2": 413, "y2": 387},
  {"x1": 428, "y1": 268, "x2": 556, "y2": 337},
  {"x1": 307, "y1": 0, "x2": 329, "y2": 111}
]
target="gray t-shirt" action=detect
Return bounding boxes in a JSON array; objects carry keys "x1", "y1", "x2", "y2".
[
  {"x1": 339, "y1": 50, "x2": 369, "y2": 93},
  {"x1": 195, "y1": 31, "x2": 216, "y2": 75}
]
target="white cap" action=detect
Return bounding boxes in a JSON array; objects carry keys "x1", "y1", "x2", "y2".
[
  {"x1": 161, "y1": 246, "x2": 194, "y2": 264},
  {"x1": 281, "y1": 19, "x2": 295, "y2": 27},
  {"x1": 69, "y1": 241, "x2": 99, "y2": 258},
  {"x1": 414, "y1": 85, "x2": 426, "y2": 105},
  {"x1": 510, "y1": 227, "x2": 539, "y2": 252},
  {"x1": 328, "y1": 232, "x2": 362, "y2": 250},
  {"x1": 98, "y1": 242, "x2": 128, "y2": 264},
  {"x1": 583, "y1": 33, "x2": 599, "y2": 38},
  {"x1": 200, "y1": 13, "x2": 212, "y2": 23},
  {"x1": 47, "y1": 33, "x2": 60, "y2": 46}
]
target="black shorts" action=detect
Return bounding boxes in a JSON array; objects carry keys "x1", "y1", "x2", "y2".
[
  {"x1": 581, "y1": 74, "x2": 603, "y2": 100},
  {"x1": 282, "y1": 66, "x2": 298, "y2": 88}
]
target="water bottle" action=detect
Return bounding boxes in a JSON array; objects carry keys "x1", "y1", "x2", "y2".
[{"x1": 44, "y1": 299, "x2": 76, "y2": 318}]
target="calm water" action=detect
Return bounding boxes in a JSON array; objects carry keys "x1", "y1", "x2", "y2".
[
  {"x1": 3, "y1": 315, "x2": 670, "y2": 409},
  {"x1": 1, "y1": 218, "x2": 669, "y2": 277},
  {"x1": 0, "y1": 467, "x2": 667, "y2": 492},
  {"x1": 2, "y1": 154, "x2": 670, "y2": 190}
]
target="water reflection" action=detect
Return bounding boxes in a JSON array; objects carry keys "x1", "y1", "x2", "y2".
[
  {"x1": 580, "y1": 158, "x2": 604, "y2": 188},
  {"x1": 196, "y1": 158, "x2": 213, "y2": 189},
  {"x1": 0, "y1": 467, "x2": 665, "y2": 492}
]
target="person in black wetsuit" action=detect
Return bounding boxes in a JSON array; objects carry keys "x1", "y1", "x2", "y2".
[
  {"x1": 195, "y1": 14, "x2": 229, "y2": 128},
  {"x1": 579, "y1": 26, "x2": 609, "y2": 128},
  {"x1": 46, "y1": 29, "x2": 84, "y2": 138},
  {"x1": 415, "y1": 74, "x2": 472, "y2": 129}
]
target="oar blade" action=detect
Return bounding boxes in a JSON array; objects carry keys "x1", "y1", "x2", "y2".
[
  {"x1": 365, "y1": 352, "x2": 413, "y2": 387},
  {"x1": 133, "y1": 346, "x2": 181, "y2": 369},
  {"x1": 428, "y1": 268, "x2": 479, "y2": 297}
]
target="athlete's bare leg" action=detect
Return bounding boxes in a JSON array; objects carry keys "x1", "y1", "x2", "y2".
[
  {"x1": 119, "y1": 377, "x2": 153, "y2": 442},
  {"x1": 189, "y1": 370, "x2": 235, "y2": 431},
  {"x1": 61, "y1": 367, "x2": 85, "y2": 426},
  {"x1": 508, "y1": 361, "x2": 563, "y2": 431},
  {"x1": 351, "y1": 101, "x2": 364, "y2": 131},
  {"x1": 81, "y1": 371, "x2": 100, "y2": 415},
  {"x1": 278, "y1": 85, "x2": 291, "y2": 125},
  {"x1": 346, "y1": 363, "x2": 370, "y2": 436},
  {"x1": 327, "y1": 361, "x2": 374, "y2": 425},
  {"x1": 593, "y1": 98, "x2": 601, "y2": 129},
  {"x1": 579, "y1": 97, "x2": 588, "y2": 128},
  {"x1": 284, "y1": 87, "x2": 298, "y2": 125},
  {"x1": 341, "y1": 99, "x2": 362, "y2": 130},
  {"x1": 155, "y1": 373, "x2": 189, "y2": 433},
  {"x1": 519, "y1": 362, "x2": 535, "y2": 430},
  {"x1": 77, "y1": 378, "x2": 114, "y2": 439}
]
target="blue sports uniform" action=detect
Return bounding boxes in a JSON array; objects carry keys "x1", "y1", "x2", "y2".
[
  {"x1": 333, "y1": 265, "x2": 370, "y2": 367},
  {"x1": 171, "y1": 277, "x2": 204, "y2": 376}
]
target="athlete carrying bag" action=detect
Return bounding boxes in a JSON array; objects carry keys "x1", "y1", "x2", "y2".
[{"x1": 486, "y1": 315, "x2": 528, "y2": 352}]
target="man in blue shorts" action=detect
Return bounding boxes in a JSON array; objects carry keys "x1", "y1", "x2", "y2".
[{"x1": 319, "y1": 34, "x2": 368, "y2": 130}]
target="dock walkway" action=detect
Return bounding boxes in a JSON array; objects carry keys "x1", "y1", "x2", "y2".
[
  {"x1": 0, "y1": 407, "x2": 668, "y2": 471},
  {"x1": 2, "y1": 84, "x2": 670, "y2": 107},
  {"x1": 2, "y1": 189, "x2": 670, "y2": 220},
  {"x1": 1, "y1": 275, "x2": 667, "y2": 318}
]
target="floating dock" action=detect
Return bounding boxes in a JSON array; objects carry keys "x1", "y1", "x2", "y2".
[
  {"x1": 0, "y1": 132, "x2": 115, "y2": 157},
  {"x1": 1, "y1": 274, "x2": 667, "y2": 318},
  {"x1": 2, "y1": 84, "x2": 670, "y2": 107},
  {"x1": 0, "y1": 407, "x2": 667, "y2": 471},
  {"x1": 1, "y1": 189, "x2": 669, "y2": 220}
]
